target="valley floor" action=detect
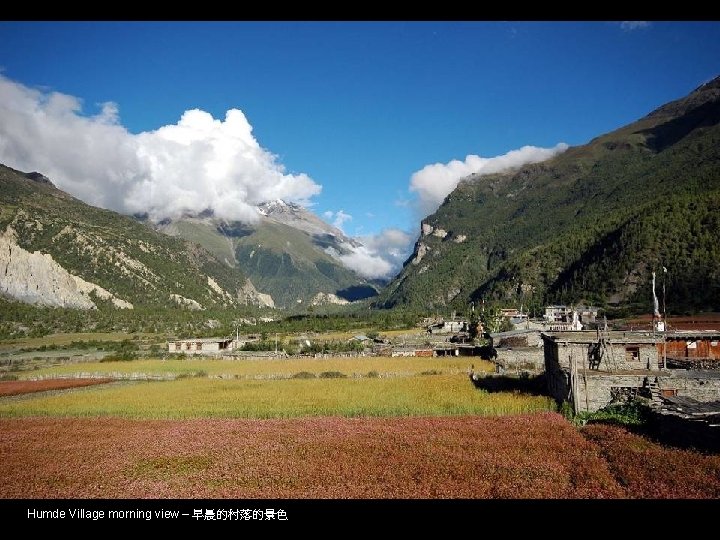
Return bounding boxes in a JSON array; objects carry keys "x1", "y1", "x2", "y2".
[
  {"x1": 2, "y1": 413, "x2": 719, "y2": 499},
  {"x1": 1, "y1": 353, "x2": 718, "y2": 499}
]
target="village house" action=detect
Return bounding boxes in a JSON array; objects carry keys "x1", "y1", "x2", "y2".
[
  {"x1": 167, "y1": 337, "x2": 237, "y2": 356},
  {"x1": 544, "y1": 305, "x2": 572, "y2": 323},
  {"x1": 662, "y1": 330, "x2": 720, "y2": 368},
  {"x1": 542, "y1": 330, "x2": 720, "y2": 413},
  {"x1": 490, "y1": 329, "x2": 545, "y2": 374},
  {"x1": 427, "y1": 317, "x2": 468, "y2": 334},
  {"x1": 576, "y1": 305, "x2": 600, "y2": 324},
  {"x1": 391, "y1": 346, "x2": 434, "y2": 357},
  {"x1": 544, "y1": 305, "x2": 600, "y2": 328},
  {"x1": 543, "y1": 331, "x2": 661, "y2": 412}
]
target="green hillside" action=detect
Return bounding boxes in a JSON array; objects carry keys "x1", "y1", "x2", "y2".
[
  {"x1": 0, "y1": 165, "x2": 247, "y2": 309},
  {"x1": 377, "y1": 76, "x2": 720, "y2": 315},
  {"x1": 161, "y1": 216, "x2": 375, "y2": 307}
]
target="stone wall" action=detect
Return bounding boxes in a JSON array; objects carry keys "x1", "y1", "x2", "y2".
[
  {"x1": 542, "y1": 332, "x2": 720, "y2": 412},
  {"x1": 544, "y1": 341, "x2": 568, "y2": 404},
  {"x1": 556, "y1": 342, "x2": 660, "y2": 372},
  {"x1": 573, "y1": 373, "x2": 648, "y2": 413},
  {"x1": 494, "y1": 347, "x2": 545, "y2": 374},
  {"x1": 659, "y1": 372, "x2": 720, "y2": 402}
]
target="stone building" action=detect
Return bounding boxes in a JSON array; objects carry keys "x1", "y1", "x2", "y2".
[
  {"x1": 427, "y1": 318, "x2": 468, "y2": 334},
  {"x1": 543, "y1": 330, "x2": 720, "y2": 413},
  {"x1": 490, "y1": 329, "x2": 545, "y2": 374},
  {"x1": 167, "y1": 337, "x2": 235, "y2": 356},
  {"x1": 543, "y1": 331, "x2": 660, "y2": 413}
]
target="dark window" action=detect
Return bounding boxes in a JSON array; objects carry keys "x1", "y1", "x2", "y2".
[{"x1": 625, "y1": 346, "x2": 640, "y2": 362}]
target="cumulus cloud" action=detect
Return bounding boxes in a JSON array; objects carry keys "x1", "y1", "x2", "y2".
[
  {"x1": 620, "y1": 21, "x2": 651, "y2": 31},
  {"x1": 322, "y1": 209, "x2": 352, "y2": 231},
  {"x1": 409, "y1": 143, "x2": 568, "y2": 218},
  {"x1": 0, "y1": 75, "x2": 321, "y2": 223},
  {"x1": 329, "y1": 228, "x2": 413, "y2": 280}
]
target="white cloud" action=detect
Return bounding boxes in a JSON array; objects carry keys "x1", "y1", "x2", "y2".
[
  {"x1": 329, "y1": 228, "x2": 413, "y2": 279},
  {"x1": 0, "y1": 75, "x2": 321, "y2": 223},
  {"x1": 620, "y1": 21, "x2": 651, "y2": 31},
  {"x1": 409, "y1": 143, "x2": 568, "y2": 218},
  {"x1": 333, "y1": 210, "x2": 352, "y2": 230},
  {"x1": 322, "y1": 209, "x2": 352, "y2": 231}
]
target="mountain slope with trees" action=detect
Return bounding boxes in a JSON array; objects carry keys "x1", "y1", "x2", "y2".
[
  {"x1": 0, "y1": 164, "x2": 259, "y2": 310},
  {"x1": 156, "y1": 200, "x2": 378, "y2": 308},
  {"x1": 377, "y1": 76, "x2": 720, "y2": 315}
]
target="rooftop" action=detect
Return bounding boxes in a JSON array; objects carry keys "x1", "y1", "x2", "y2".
[
  {"x1": 542, "y1": 330, "x2": 659, "y2": 344},
  {"x1": 660, "y1": 396, "x2": 720, "y2": 416},
  {"x1": 666, "y1": 330, "x2": 720, "y2": 339},
  {"x1": 491, "y1": 328, "x2": 541, "y2": 339},
  {"x1": 169, "y1": 337, "x2": 233, "y2": 343}
]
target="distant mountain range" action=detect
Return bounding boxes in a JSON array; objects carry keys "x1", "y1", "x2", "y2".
[
  {"x1": 153, "y1": 200, "x2": 378, "y2": 308},
  {"x1": 377, "y1": 75, "x2": 720, "y2": 315},
  {"x1": 4, "y1": 76, "x2": 719, "y2": 316},
  {"x1": 0, "y1": 164, "x2": 266, "y2": 310},
  {"x1": 0, "y1": 165, "x2": 378, "y2": 311}
]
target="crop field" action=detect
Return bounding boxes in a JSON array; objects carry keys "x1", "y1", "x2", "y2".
[
  {"x1": 1, "y1": 352, "x2": 717, "y2": 499},
  {"x1": 17, "y1": 356, "x2": 493, "y2": 380},
  {"x1": 582, "y1": 423, "x2": 720, "y2": 498},
  {"x1": 3, "y1": 413, "x2": 718, "y2": 499},
  {"x1": 0, "y1": 374, "x2": 554, "y2": 419},
  {"x1": 0, "y1": 378, "x2": 114, "y2": 397}
]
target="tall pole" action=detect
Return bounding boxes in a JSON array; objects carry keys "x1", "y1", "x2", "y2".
[
  {"x1": 662, "y1": 266, "x2": 667, "y2": 323},
  {"x1": 663, "y1": 266, "x2": 667, "y2": 369}
]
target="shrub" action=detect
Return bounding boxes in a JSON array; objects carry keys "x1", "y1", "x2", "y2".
[
  {"x1": 100, "y1": 352, "x2": 137, "y2": 362},
  {"x1": 579, "y1": 400, "x2": 650, "y2": 427},
  {"x1": 319, "y1": 371, "x2": 346, "y2": 379},
  {"x1": 292, "y1": 371, "x2": 316, "y2": 379},
  {"x1": 177, "y1": 370, "x2": 208, "y2": 379}
]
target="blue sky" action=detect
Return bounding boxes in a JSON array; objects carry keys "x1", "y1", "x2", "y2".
[{"x1": 1, "y1": 21, "x2": 719, "y2": 276}]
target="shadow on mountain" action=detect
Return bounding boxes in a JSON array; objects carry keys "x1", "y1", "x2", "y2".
[
  {"x1": 637, "y1": 99, "x2": 720, "y2": 153},
  {"x1": 336, "y1": 285, "x2": 378, "y2": 302},
  {"x1": 217, "y1": 223, "x2": 254, "y2": 238},
  {"x1": 312, "y1": 233, "x2": 344, "y2": 252}
]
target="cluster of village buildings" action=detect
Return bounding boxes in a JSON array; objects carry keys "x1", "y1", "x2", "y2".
[{"x1": 167, "y1": 304, "x2": 720, "y2": 433}]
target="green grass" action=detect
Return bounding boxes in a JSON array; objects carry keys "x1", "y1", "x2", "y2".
[
  {"x1": 19, "y1": 356, "x2": 493, "y2": 380},
  {"x1": 165, "y1": 221, "x2": 236, "y2": 266},
  {"x1": 0, "y1": 375, "x2": 555, "y2": 419},
  {"x1": 578, "y1": 400, "x2": 651, "y2": 427}
]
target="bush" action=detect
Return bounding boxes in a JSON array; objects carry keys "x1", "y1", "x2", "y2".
[
  {"x1": 366, "y1": 370, "x2": 379, "y2": 378},
  {"x1": 319, "y1": 371, "x2": 347, "y2": 379},
  {"x1": 578, "y1": 400, "x2": 650, "y2": 427},
  {"x1": 177, "y1": 370, "x2": 207, "y2": 379},
  {"x1": 99, "y1": 352, "x2": 137, "y2": 362},
  {"x1": 292, "y1": 371, "x2": 316, "y2": 379}
]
